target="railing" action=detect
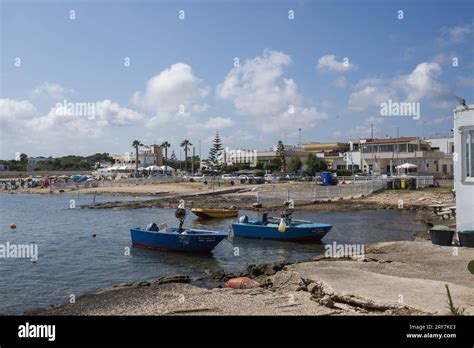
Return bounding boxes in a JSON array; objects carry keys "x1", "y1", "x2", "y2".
[
  {"x1": 256, "y1": 181, "x2": 385, "y2": 207},
  {"x1": 256, "y1": 176, "x2": 435, "y2": 206}
]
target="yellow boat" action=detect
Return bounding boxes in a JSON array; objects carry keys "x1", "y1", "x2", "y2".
[{"x1": 191, "y1": 207, "x2": 239, "y2": 219}]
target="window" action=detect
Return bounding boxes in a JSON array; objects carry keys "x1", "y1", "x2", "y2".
[
  {"x1": 380, "y1": 144, "x2": 394, "y2": 152},
  {"x1": 466, "y1": 129, "x2": 474, "y2": 179},
  {"x1": 397, "y1": 144, "x2": 407, "y2": 152}
]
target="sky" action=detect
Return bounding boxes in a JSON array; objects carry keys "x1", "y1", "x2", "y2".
[{"x1": 1, "y1": 0, "x2": 473, "y2": 159}]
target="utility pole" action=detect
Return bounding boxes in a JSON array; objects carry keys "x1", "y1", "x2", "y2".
[
  {"x1": 371, "y1": 123, "x2": 374, "y2": 175},
  {"x1": 298, "y1": 128, "x2": 302, "y2": 148},
  {"x1": 192, "y1": 147, "x2": 195, "y2": 174}
]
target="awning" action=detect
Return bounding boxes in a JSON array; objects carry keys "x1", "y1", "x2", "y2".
[{"x1": 396, "y1": 163, "x2": 417, "y2": 169}]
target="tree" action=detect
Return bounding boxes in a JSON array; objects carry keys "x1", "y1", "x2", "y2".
[
  {"x1": 288, "y1": 157, "x2": 302, "y2": 173},
  {"x1": 276, "y1": 140, "x2": 286, "y2": 171},
  {"x1": 161, "y1": 141, "x2": 170, "y2": 167},
  {"x1": 305, "y1": 153, "x2": 328, "y2": 175},
  {"x1": 208, "y1": 132, "x2": 224, "y2": 170},
  {"x1": 180, "y1": 139, "x2": 192, "y2": 172},
  {"x1": 19, "y1": 153, "x2": 28, "y2": 163},
  {"x1": 170, "y1": 150, "x2": 177, "y2": 164},
  {"x1": 131, "y1": 140, "x2": 143, "y2": 176}
]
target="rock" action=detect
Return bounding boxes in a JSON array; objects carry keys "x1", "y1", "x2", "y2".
[
  {"x1": 247, "y1": 261, "x2": 290, "y2": 277},
  {"x1": 253, "y1": 203, "x2": 262, "y2": 208},
  {"x1": 319, "y1": 295, "x2": 334, "y2": 308},
  {"x1": 153, "y1": 275, "x2": 190, "y2": 285},
  {"x1": 271, "y1": 270, "x2": 306, "y2": 292}
]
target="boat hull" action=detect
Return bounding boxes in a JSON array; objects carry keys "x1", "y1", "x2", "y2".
[
  {"x1": 130, "y1": 227, "x2": 227, "y2": 252},
  {"x1": 231, "y1": 222, "x2": 332, "y2": 242},
  {"x1": 191, "y1": 208, "x2": 238, "y2": 219}
]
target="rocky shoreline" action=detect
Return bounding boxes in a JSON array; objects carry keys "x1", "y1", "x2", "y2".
[{"x1": 26, "y1": 240, "x2": 473, "y2": 316}]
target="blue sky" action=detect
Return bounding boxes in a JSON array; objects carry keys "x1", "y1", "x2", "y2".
[{"x1": 1, "y1": 0, "x2": 473, "y2": 159}]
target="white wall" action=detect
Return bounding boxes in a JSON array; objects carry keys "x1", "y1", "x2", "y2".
[
  {"x1": 454, "y1": 105, "x2": 474, "y2": 232},
  {"x1": 426, "y1": 137, "x2": 454, "y2": 154}
]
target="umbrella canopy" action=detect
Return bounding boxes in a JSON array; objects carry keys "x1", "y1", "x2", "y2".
[
  {"x1": 146, "y1": 165, "x2": 161, "y2": 171},
  {"x1": 395, "y1": 163, "x2": 417, "y2": 169},
  {"x1": 158, "y1": 165, "x2": 174, "y2": 172}
]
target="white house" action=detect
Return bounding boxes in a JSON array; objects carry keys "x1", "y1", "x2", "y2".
[{"x1": 453, "y1": 105, "x2": 474, "y2": 232}]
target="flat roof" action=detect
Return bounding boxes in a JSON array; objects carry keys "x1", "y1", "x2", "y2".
[{"x1": 364, "y1": 137, "x2": 419, "y2": 144}]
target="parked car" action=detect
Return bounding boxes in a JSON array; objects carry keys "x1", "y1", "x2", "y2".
[
  {"x1": 221, "y1": 174, "x2": 238, "y2": 181},
  {"x1": 264, "y1": 174, "x2": 274, "y2": 183}
]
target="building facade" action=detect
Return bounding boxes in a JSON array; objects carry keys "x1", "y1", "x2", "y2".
[
  {"x1": 360, "y1": 137, "x2": 452, "y2": 177},
  {"x1": 453, "y1": 105, "x2": 474, "y2": 232},
  {"x1": 113, "y1": 144, "x2": 162, "y2": 168},
  {"x1": 303, "y1": 142, "x2": 350, "y2": 170}
]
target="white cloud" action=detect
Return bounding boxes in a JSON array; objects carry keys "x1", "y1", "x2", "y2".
[
  {"x1": 348, "y1": 78, "x2": 398, "y2": 112},
  {"x1": 348, "y1": 62, "x2": 452, "y2": 111},
  {"x1": 333, "y1": 117, "x2": 383, "y2": 140},
  {"x1": 316, "y1": 55, "x2": 356, "y2": 73},
  {"x1": 333, "y1": 76, "x2": 347, "y2": 88},
  {"x1": 439, "y1": 23, "x2": 473, "y2": 44},
  {"x1": 202, "y1": 117, "x2": 235, "y2": 129},
  {"x1": 132, "y1": 63, "x2": 209, "y2": 125},
  {"x1": 0, "y1": 99, "x2": 37, "y2": 124},
  {"x1": 0, "y1": 98, "x2": 144, "y2": 141},
  {"x1": 216, "y1": 49, "x2": 327, "y2": 133},
  {"x1": 32, "y1": 82, "x2": 74, "y2": 100}
]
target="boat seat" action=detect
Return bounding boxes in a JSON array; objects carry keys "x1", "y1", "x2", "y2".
[{"x1": 158, "y1": 223, "x2": 168, "y2": 231}]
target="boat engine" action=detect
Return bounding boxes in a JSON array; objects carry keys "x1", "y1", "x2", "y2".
[
  {"x1": 175, "y1": 205, "x2": 187, "y2": 233},
  {"x1": 238, "y1": 215, "x2": 249, "y2": 223}
]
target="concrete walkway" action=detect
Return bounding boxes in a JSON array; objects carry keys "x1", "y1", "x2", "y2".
[{"x1": 290, "y1": 241, "x2": 474, "y2": 315}]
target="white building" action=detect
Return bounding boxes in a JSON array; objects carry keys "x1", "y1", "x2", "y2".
[
  {"x1": 426, "y1": 137, "x2": 454, "y2": 154},
  {"x1": 454, "y1": 105, "x2": 474, "y2": 232}
]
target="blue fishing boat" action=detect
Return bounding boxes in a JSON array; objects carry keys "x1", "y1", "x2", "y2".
[
  {"x1": 130, "y1": 226, "x2": 228, "y2": 252},
  {"x1": 130, "y1": 202, "x2": 227, "y2": 252},
  {"x1": 231, "y1": 212, "x2": 332, "y2": 242}
]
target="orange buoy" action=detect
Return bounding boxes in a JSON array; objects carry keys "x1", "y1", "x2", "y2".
[
  {"x1": 10, "y1": 223, "x2": 16, "y2": 229},
  {"x1": 224, "y1": 277, "x2": 260, "y2": 289}
]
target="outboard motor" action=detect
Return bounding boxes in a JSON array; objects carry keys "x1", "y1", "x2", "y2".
[
  {"x1": 146, "y1": 222, "x2": 159, "y2": 231},
  {"x1": 238, "y1": 215, "x2": 249, "y2": 223},
  {"x1": 175, "y1": 202, "x2": 187, "y2": 233},
  {"x1": 262, "y1": 212, "x2": 268, "y2": 224}
]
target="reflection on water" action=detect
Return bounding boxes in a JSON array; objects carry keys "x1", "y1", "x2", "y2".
[{"x1": 0, "y1": 194, "x2": 426, "y2": 314}]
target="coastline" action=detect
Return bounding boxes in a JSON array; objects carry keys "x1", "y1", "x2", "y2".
[
  {"x1": 3, "y1": 182, "x2": 454, "y2": 214},
  {"x1": 7, "y1": 183, "x2": 463, "y2": 316},
  {"x1": 26, "y1": 240, "x2": 474, "y2": 316}
]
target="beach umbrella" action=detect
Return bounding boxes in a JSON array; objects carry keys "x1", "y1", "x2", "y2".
[
  {"x1": 395, "y1": 163, "x2": 417, "y2": 169},
  {"x1": 158, "y1": 165, "x2": 174, "y2": 172}
]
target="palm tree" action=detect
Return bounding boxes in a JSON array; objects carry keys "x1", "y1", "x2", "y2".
[
  {"x1": 180, "y1": 139, "x2": 192, "y2": 172},
  {"x1": 161, "y1": 141, "x2": 170, "y2": 167},
  {"x1": 131, "y1": 140, "x2": 143, "y2": 177}
]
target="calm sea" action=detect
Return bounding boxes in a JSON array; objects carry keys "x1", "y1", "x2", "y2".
[{"x1": 0, "y1": 193, "x2": 426, "y2": 314}]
